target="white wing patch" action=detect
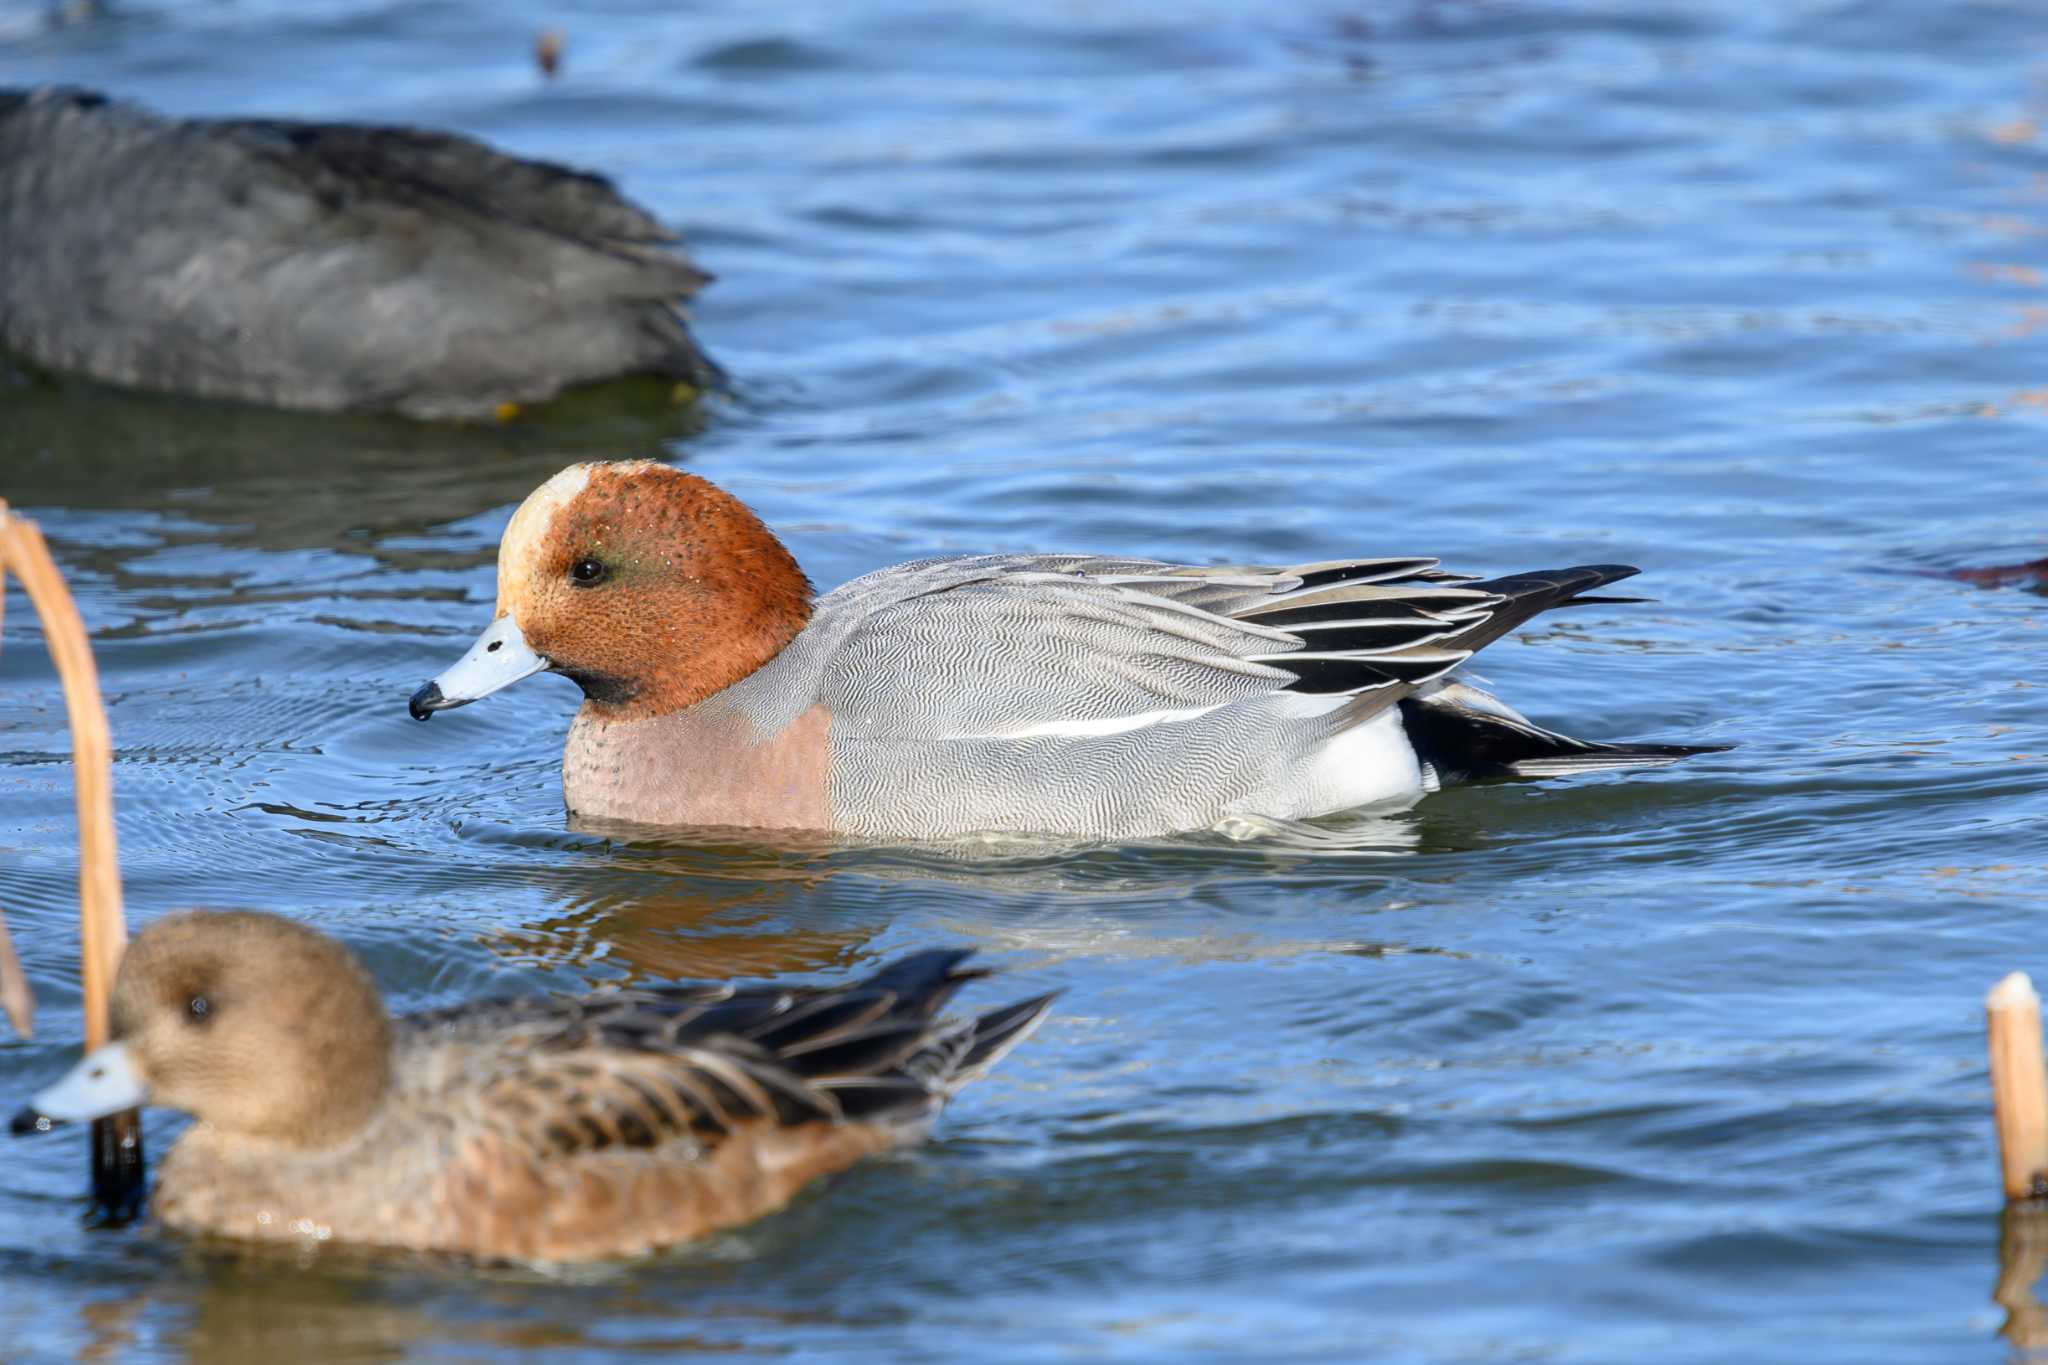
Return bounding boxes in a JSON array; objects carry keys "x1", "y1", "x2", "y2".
[{"x1": 993, "y1": 703, "x2": 1229, "y2": 741}]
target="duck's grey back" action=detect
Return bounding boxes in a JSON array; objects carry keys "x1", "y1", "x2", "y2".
[
  {"x1": 719, "y1": 555, "x2": 1419, "y2": 839},
  {"x1": 0, "y1": 87, "x2": 718, "y2": 417}
]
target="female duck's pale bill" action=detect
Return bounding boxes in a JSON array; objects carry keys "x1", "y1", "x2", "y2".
[
  {"x1": 410, "y1": 460, "x2": 1728, "y2": 839},
  {"x1": 11, "y1": 910, "x2": 1050, "y2": 1262}
]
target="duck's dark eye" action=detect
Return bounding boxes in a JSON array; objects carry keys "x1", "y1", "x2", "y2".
[
  {"x1": 186, "y1": 995, "x2": 211, "y2": 1024},
  {"x1": 570, "y1": 557, "x2": 607, "y2": 587}
]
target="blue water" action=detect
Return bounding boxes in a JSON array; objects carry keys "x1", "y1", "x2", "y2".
[{"x1": 4, "y1": 1, "x2": 2048, "y2": 1360}]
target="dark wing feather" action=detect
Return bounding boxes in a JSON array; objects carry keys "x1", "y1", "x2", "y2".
[
  {"x1": 1431, "y1": 566, "x2": 1643, "y2": 656},
  {"x1": 407, "y1": 951, "x2": 1051, "y2": 1160},
  {"x1": 818, "y1": 555, "x2": 1655, "y2": 741},
  {"x1": 1234, "y1": 563, "x2": 1645, "y2": 702}
]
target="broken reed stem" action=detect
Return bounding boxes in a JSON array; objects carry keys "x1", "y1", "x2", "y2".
[
  {"x1": 0, "y1": 564, "x2": 24, "y2": 1036},
  {"x1": 0, "y1": 905, "x2": 30, "y2": 1037},
  {"x1": 0, "y1": 502, "x2": 143, "y2": 1214},
  {"x1": 1988, "y1": 972, "x2": 2048, "y2": 1203}
]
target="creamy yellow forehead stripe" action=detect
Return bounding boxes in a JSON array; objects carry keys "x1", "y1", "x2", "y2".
[
  {"x1": 496, "y1": 464, "x2": 593, "y2": 618},
  {"x1": 494, "y1": 460, "x2": 672, "y2": 619}
]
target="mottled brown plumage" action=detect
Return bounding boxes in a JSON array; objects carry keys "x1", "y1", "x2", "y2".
[{"x1": 20, "y1": 911, "x2": 1051, "y2": 1262}]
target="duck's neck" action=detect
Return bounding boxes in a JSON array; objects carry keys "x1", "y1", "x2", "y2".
[
  {"x1": 264, "y1": 1013, "x2": 395, "y2": 1151},
  {"x1": 297, "y1": 1058, "x2": 393, "y2": 1149},
  {"x1": 154, "y1": 1094, "x2": 404, "y2": 1245},
  {"x1": 578, "y1": 588, "x2": 813, "y2": 721}
]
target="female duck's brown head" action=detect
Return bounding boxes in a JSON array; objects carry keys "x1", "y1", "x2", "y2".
[
  {"x1": 409, "y1": 461, "x2": 813, "y2": 723},
  {"x1": 14, "y1": 911, "x2": 392, "y2": 1148}
]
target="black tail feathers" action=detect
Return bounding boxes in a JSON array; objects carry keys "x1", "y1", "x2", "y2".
[{"x1": 1399, "y1": 689, "x2": 1730, "y2": 785}]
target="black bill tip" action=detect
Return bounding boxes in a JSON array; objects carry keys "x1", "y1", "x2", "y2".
[
  {"x1": 408, "y1": 681, "x2": 445, "y2": 721},
  {"x1": 10, "y1": 1106, "x2": 57, "y2": 1137}
]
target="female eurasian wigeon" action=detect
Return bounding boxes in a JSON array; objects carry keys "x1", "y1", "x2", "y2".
[
  {"x1": 409, "y1": 460, "x2": 1726, "y2": 838},
  {"x1": 11, "y1": 910, "x2": 1049, "y2": 1262}
]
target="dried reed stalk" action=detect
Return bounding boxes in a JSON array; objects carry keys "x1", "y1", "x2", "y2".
[
  {"x1": 0, "y1": 909, "x2": 30, "y2": 1036},
  {"x1": 0, "y1": 502, "x2": 144, "y2": 1213},
  {"x1": 0, "y1": 564, "x2": 25, "y2": 1037},
  {"x1": 1988, "y1": 972, "x2": 2048, "y2": 1203}
]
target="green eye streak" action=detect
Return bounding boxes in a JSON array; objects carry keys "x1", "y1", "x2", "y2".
[{"x1": 570, "y1": 545, "x2": 670, "y2": 588}]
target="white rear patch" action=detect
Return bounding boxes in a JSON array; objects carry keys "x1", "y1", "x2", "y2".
[{"x1": 1284, "y1": 701, "x2": 1428, "y2": 814}]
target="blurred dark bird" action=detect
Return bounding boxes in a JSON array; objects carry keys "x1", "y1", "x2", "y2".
[
  {"x1": 536, "y1": 28, "x2": 565, "y2": 78},
  {"x1": 0, "y1": 87, "x2": 721, "y2": 419},
  {"x1": 1944, "y1": 556, "x2": 2048, "y2": 590}
]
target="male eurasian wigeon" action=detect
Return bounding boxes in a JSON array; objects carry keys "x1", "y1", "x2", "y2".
[
  {"x1": 409, "y1": 460, "x2": 1727, "y2": 838},
  {"x1": 11, "y1": 910, "x2": 1049, "y2": 1262},
  {"x1": 0, "y1": 87, "x2": 718, "y2": 418}
]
